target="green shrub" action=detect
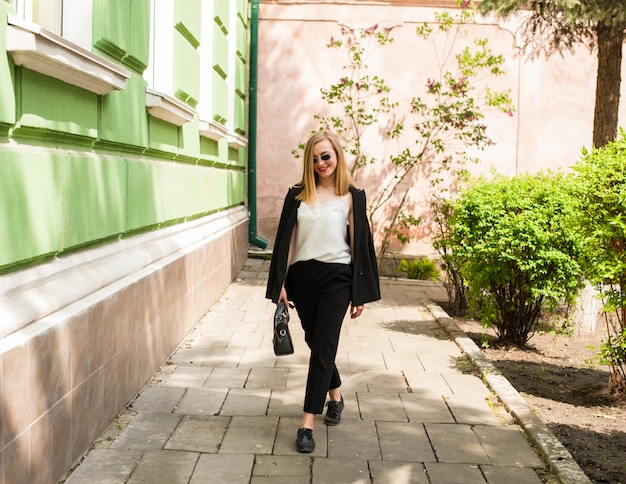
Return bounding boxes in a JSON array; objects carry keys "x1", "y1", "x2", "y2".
[
  {"x1": 570, "y1": 130, "x2": 626, "y2": 392},
  {"x1": 397, "y1": 258, "x2": 440, "y2": 281},
  {"x1": 451, "y1": 172, "x2": 584, "y2": 346},
  {"x1": 432, "y1": 197, "x2": 468, "y2": 316}
]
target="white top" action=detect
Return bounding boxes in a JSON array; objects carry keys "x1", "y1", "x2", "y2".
[{"x1": 292, "y1": 194, "x2": 351, "y2": 265}]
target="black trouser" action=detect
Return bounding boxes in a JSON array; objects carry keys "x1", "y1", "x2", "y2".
[{"x1": 286, "y1": 259, "x2": 352, "y2": 414}]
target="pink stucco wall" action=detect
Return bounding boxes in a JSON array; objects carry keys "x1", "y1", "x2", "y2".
[{"x1": 255, "y1": 1, "x2": 626, "y2": 256}]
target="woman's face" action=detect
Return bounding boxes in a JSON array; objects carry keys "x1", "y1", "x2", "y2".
[{"x1": 312, "y1": 139, "x2": 337, "y2": 181}]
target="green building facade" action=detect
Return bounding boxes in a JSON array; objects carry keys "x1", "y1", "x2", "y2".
[{"x1": 0, "y1": 1, "x2": 252, "y2": 482}]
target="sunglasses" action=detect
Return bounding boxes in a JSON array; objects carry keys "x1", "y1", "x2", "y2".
[{"x1": 313, "y1": 153, "x2": 332, "y2": 164}]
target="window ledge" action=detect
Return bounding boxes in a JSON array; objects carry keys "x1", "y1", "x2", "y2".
[
  {"x1": 6, "y1": 16, "x2": 131, "y2": 95},
  {"x1": 228, "y1": 133, "x2": 247, "y2": 149},
  {"x1": 146, "y1": 89, "x2": 195, "y2": 126},
  {"x1": 199, "y1": 120, "x2": 229, "y2": 141}
]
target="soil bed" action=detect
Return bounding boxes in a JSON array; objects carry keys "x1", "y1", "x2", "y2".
[{"x1": 454, "y1": 316, "x2": 626, "y2": 483}]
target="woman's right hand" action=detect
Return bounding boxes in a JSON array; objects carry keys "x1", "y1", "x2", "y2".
[{"x1": 278, "y1": 286, "x2": 289, "y2": 307}]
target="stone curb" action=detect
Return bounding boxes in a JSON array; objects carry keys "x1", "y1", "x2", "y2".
[{"x1": 427, "y1": 303, "x2": 593, "y2": 484}]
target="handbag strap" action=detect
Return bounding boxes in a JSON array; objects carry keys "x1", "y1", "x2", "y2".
[{"x1": 275, "y1": 301, "x2": 290, "y2": 327}]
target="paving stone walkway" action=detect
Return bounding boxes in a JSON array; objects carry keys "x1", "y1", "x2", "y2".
[{"x1": 63, "y1": 258, "x2": 553, "y2": 484}]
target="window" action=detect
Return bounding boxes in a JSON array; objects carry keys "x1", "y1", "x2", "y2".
[
  {"x1": 9, "y1": 0, "x2": 92, "y2": 50},
  {"x1": 144, "y1": 0, "x2": 197, "y2": 126}
]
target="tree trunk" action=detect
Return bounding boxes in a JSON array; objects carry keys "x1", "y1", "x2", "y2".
[
  {"x1": 593, "y1": 20, "x2": 625, "y2": 148},
  {"x1": 575, "y1": 281, "x2": 600, "y2": 336}
]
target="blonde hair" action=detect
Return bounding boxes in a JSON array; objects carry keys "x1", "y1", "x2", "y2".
[{"x1": 296, "y1": 130, "x2": 353, "y2": 203}]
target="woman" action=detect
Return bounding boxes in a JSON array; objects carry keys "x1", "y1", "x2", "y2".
[{"x1": 266, "y1": 130, "x2": 381, "y2": 453}]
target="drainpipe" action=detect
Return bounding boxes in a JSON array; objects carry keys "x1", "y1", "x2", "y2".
[{"x1": 247, "y1": 0, "x2": 269, "y2": 249}]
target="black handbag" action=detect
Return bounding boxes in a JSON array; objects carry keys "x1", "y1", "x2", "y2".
[{"x1": 273, "y1": 301, "x2": 294, "y2": 356}]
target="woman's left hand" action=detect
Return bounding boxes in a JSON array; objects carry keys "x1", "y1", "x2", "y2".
[{"x1": 350, "y1": 304, "x2": 364, "y2": 319}]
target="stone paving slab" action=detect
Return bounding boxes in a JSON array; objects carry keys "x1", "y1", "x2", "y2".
[
  {"x1": 251, "y1": 476, "x2": 307, "y2": 484},
  {"x1": 190, "y1": 454, "x2": 254, "y2": 484},
  {"x1": 109, "y1": 413, "x2": 182, "y2": 450},
  {"x1": 424, "y1": 462, "x2": 488, "y2": 483},
  {"x1": 129, "y1": 386, "x2": 185, "y2": 413},
  {"x1": 362, "y1": 369, "x2": 410, "y2": 393},
  {"x1": 63, "y1": 449, "x2": 141, "y2": 484},
  {"x1": 357, "y1": 392, "x2": 408, "y2": 421},
  {"x1": 160, "y1": 366, "x2": 211, "y2": 388},
  {"x1": 425, "y1": 423, "x2": 490, "y2": 464},
  {"x1": 164, "y1": 415, "x2": 229, "y2": 453},
  {"x1": 312, "y1": 457, "x2": 371, "y2": 484},
  {"x1": 245, "y1": 367, "x2": 289, "y2": 389},
  {"x1": 480, "y1": 464, "x2": 543, "y2": 484},
  {"x1": 203, "y1": 347, "x2": 244, "y2": 367},
  {"x1": 239, "y1": 348, "x2": 282, "y2": 367},
  {"x1": 252, "y1": 455, "x2": 312, "y2": 478},
  {"x1": 348, "y1": 350, "x2": 388, "y2": 371},
  {"x1": 443, "y1": 373, "x2": 493, "y2": 399},
  {"x1": 337, "y1": 371, "x2": 369, "y2": 394},
  {"x1": 369, "y1": 461, "x2": 429, "y2": 484},
  {"x1": 127, "y1": 450, "x2": 198, "y2": 484},
  {"x1": 376, "y1": 421, "x2": 436, "y2": 462},
  {"x1": 62, "y1": 258, "x2": 583, "y2": 484},
  {"x1": 445, "y1": 393, "x2": 504, "y2": 426},
  {"x1": 473, "y1": 425, "x2": 544, "y2": 468},
  {"x1": 220, "y1": 388, "x2": 272, "y2": 416},
  {"x1": 266, "y1": 388, "x2": 304, "y2": 417},
  {"x1": 399, "y1": 392, "x2": 455, "y2": 423},
  {"x1": 168, "y1": 346, "x2": 215, "y2": 366},
  {"x1": 327, "y1": 420, "x2": 381, "y2": 460},
  {"x1": 417, "y1": 348, "x2": 466, "y2": 372},
  {"x1": 380, "y1": 350, "x2": 422, "y2": 371},
  {"x1": 218, "y1": 416, "x2": 277, "y2": 455},
  {"x1": 174, "y1": 388, "x2": 227, "y2": 416},
  {"x1": 403, "y1": 368, "x2": 455, "y2": 395},
  {"x1": 203, "y1": 366, "x2": 250, "y2": 388}
]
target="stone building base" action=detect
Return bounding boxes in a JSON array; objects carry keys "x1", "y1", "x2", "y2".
[{"x1": 0, "y1": 207, "x2": 249, "y2": 483}]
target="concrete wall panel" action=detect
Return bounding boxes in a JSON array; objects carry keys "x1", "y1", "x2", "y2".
[
  {"x1": 19, "y1": 70, "x2": 98, "y2": 139},
  {"x1": 64, "y1": 154, "x2": 127, "y2": 248},
  {"x1": 0, "y1": 151, "x2": 65, "y2": 266}
]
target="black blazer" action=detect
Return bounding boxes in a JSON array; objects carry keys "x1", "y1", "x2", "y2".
[{"x1": 265, "y1": 185, "x2": 381, "y2": 306}]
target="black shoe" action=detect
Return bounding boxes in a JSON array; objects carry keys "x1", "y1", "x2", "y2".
[
  {"x1": 296, "y1": 428, "x2": 315, "y2": 453},
  {"x1": 324, "y1": 396, "x2": 344, "y2": 426}
]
